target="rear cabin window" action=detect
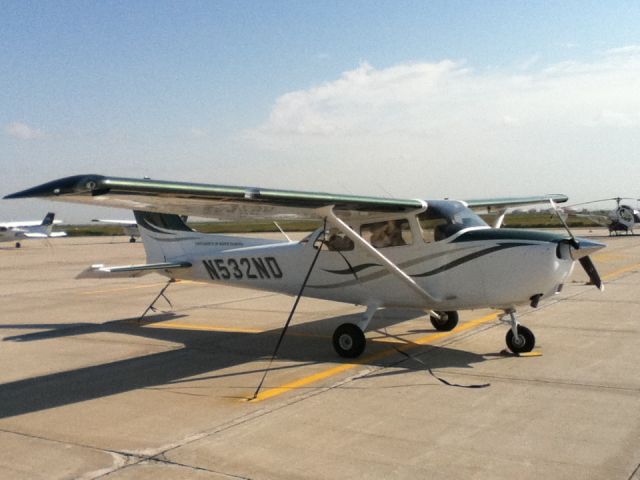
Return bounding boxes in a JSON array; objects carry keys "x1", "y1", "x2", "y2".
[{"x1": 360, "y1": 219, "x2": 413, "y2": 248}]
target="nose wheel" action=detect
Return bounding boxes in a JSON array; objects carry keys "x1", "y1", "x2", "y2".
[
  {"x1": 506, "y1": 325, "x2": 535, "y2": 353},
  {"x1": 504, "y1": 311, "x2": 536, "y2": 353}
]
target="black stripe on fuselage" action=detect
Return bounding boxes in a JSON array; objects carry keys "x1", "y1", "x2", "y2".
[
  {"x1": 322, "y1": 263, "x2": 381, "y2": 275},
  {"x1": 452, "y1": 228, "x2": 567, "y2": 244},
  {"x1": 411, "y1": 242, "x2": 535, "y2": 278}
]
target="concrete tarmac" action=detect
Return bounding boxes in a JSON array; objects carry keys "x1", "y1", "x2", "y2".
[{"x1": 0, "y1": 231, "x2": 639, "y2": 479}]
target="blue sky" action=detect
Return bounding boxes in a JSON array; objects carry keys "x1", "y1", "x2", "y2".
[{"x1": 2, "y1": 1, "x2": 640, "y2": 221}]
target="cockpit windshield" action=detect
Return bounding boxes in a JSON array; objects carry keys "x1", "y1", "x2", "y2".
[{"x1": 418, "y1": 200, "x2": 488, "y2": 242}]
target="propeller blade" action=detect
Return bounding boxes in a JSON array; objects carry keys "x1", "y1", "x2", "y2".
[{"x1": 579, "y1": 256, "x2": 604, "y2": 291}]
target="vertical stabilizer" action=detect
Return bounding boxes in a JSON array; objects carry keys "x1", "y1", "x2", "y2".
[
  {"x1": 133, "y1": 210, "x2": 195, "y2": 263},
  {"x1": 41, "y1": 212, "x2": 55, "y2": 226}
]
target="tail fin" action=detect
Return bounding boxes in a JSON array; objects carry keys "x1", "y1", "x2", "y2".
[
  {"x1": 133, "y1": 210, "x2": 284, "y2": 264},
  {"x1": 133, "y1": 210, "x2": 198, "y2": 263},
  {"x1": 41, "y1": 212, "x2": 55, "y2": 226},
  {"x1": 134, "y1": 211, "x2": 192, "y2": 233}
]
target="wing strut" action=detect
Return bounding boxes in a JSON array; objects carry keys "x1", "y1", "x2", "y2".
[
  {"x1": 317, "y1": 206, "x2": 442, "y2": 305},
  {"x1": 249, "y1": 219, "x2": 328, "y2": 401}
]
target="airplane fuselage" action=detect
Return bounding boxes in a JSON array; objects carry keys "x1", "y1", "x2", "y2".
[{"x1": 159, "y1": 227, "x2": 576, "y2": 312}]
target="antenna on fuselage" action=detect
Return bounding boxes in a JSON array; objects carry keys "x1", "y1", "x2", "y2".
[{"x1": 273, "y1": 221, "x2": 292, "y2": 242}]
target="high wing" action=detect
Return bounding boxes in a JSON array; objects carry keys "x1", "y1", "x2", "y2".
[
  {"x1": 0, "y1": 220, "x2": 42, "y2": 228},
  {"x1": 0, "y1": 219, "x2": 62, "y2": 228},
  {"x1": 92, "y1": 219, "x2": 137, "y2": 226},
  {"x1": 464, "y1": 195, "x2": 568, "y2": 211},
  {"x1": 4, "y1": 174, "x2": 568, "y2": 220}
]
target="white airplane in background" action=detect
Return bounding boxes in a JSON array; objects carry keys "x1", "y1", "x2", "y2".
[
  {"x1": 5, "y1": 175, "x2": 605, "y2": 357},
  {"x1": 0, "y1": 212, "x2": 67, "y2": 248},
  {"x1": 92, "y1": 219, "x2": 140, "y2": 242}
]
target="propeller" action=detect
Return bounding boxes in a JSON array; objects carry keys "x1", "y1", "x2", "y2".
[
  {"x1": 579, "y1": 256, "x2": 603, "y2": 290},
  {"x1": 549, "y1": 199, "x2": 605, "y2": 291}
]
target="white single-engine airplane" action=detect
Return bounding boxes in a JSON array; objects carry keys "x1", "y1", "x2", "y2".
[
  {"x1": 5, "y1": 175, "x2": 605, "y2": 357},
  {"x1": 0, "y1": 212, "x2": 67, "y2": 248},
  {"x1": 92, "y1": 218, "x2": 140, "y2": 242}
]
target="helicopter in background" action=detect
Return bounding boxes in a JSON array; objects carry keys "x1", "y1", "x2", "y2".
[{"x1": 564, "y1": 197, "x2": 640, "y2": 235}]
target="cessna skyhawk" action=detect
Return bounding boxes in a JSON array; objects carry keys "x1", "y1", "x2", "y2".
[{"x1": 5, "y1": 175, "x2": 605, "y2": 358}]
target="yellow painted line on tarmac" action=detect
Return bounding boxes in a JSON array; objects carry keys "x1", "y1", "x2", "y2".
[
  {"x1": 250, "y1": 312, "x2": 500, "y2": 402},
  {"x1": 80, "y1": 282, "x2": 171, "y2": 295},
  {"x1": 143, "y1": 321, "x2": 265, "y2": 334},
  {"x1": 141, "y1": 321, "x2": 330, "y2": 339},
  {"x1": 592, "y1": 252, "x2": 629, "y2": 262},
  {"x1": 175, "y1": 279, "x2": 210, "y2": 286},
  {"x1": 601, "y1": 262, "x2": 640, "y2": 281}
]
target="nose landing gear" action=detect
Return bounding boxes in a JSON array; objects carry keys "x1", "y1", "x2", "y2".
[{"x1": 503, "y1": 310, "x2": 535, "y2": 353}]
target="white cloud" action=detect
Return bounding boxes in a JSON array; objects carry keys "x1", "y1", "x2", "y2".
[
  {"x1": 244, "y1": 49, "x2": 640, "y2": 202},
  {"x1": 603, "y1": 45, "x2": 640, "y2": 56},
  {"x1": 187, "y1": 127, "x2": 208, "y2": 138},
  {"x1": 517, "y1": 54, "x2": 541, "y2": 71},
  {"x1": 252, "y1": 52, "x2": 640, "y2": 140},
  {"x1": 5, "y1": 122, "x2": 46, "y2": 140}
]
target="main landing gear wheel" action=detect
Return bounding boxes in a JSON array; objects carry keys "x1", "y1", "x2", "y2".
[
  {"x1": 15, "y1": 241, "x2": 21, "y2": 248},
  {"x1": 430, "y1": 311, "x2": 459, "y2": 331},
  {"x1": 506, "y1": 325, "x2": 535, "y2": 354},
  {"x1": 129, "y1": 237, "x2": 136, "y2": 243},
  {"x1": 332, "y1": 323, "x2": 366, "y2": 358}
]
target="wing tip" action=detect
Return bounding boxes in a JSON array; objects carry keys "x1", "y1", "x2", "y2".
[{"x1": 4, "y1": 174, "x2": 105, "y2": 199}]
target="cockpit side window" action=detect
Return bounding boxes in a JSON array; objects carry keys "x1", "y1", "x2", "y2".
[
  {"x1": 325, "y1": 228, "x2": 355, "y2": 251},
  {"x1": 419, "y1": 214, "x2": 450, "y2": 242},
  {"x1": 419, "y1": 201, "x2": 488, "y2": 242},
  {"x1": 306, "y1": 228, "x2": 355, "y2": 251},
  {"x1": 360, "y1": 219, "x2": 413, "y2": 248}
]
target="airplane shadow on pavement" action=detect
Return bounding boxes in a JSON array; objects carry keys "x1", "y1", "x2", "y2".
[{"x1": 0, "y1": 309, "x2": 492, "y2": 419}]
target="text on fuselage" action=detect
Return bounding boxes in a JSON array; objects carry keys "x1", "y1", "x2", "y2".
[{"x1": 202, "y1": 257, "x2": 283, "y2": 280}]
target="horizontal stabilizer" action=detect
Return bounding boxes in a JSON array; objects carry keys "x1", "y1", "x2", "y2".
[
  {"x1": 22, "y1": 232, "x2": 67, "y2": 238},
  {"x1": 77, "y1": 261, "x2": 192, "y2": 279}
]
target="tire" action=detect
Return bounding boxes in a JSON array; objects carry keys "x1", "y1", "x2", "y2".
[
  {"x1": 129, "y1": 237, "x2": 136, "y2": 243},
  {"x1": 506, "y1": 325, "x2": 535, "y2": 353},
  {"x1": 430, "y1": 311, "x2": 459, "y2": 331},
  {"x1": 332, "y1": 323, "x2": 366, "y2": 358},
  {"x1": 15, "y1": 242, "x2": 21, "y2": 248}
]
